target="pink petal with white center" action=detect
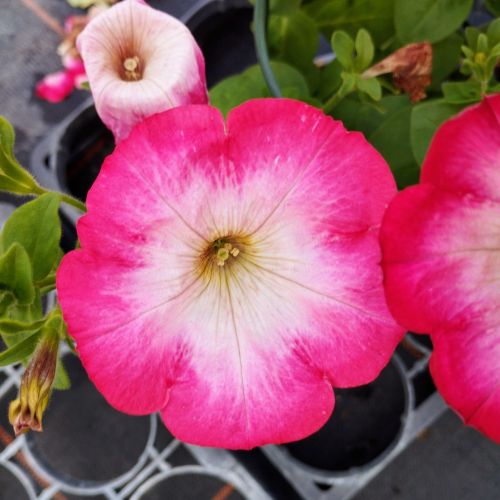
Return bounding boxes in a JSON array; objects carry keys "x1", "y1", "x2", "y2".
[
  {"x1": 381, "y1": 184, "x2": 500, "y2": 333},
  {"x1": 35, "y1": 70, "x2": 75, "y2": 103},
  {"x1": 430, "y1": 321, "x2": 500, "y2": 443},
  {"x1": 421, "y1": 94, "x2": 500, "y2": 201},
  {"x1": 57, "y1": 99, "x2": 403, "y2": 449},
  {"x1": 381, "y1": 95, "x2": 500, "y2": 442},
  {"x1": 77, "y1": 0, "x2": 208, "y2": 142}
]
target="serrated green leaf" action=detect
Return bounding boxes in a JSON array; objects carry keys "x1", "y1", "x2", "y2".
[
  {"x1": 2, "y1": 193, "x2": 61, "y2": 282},
  {"x1": 410, "y1": 99, "x2": 464, "y2": 164},
  {"x1": 305, "y1": 0, "x2": 395, "y2": 47},
  {"x1": 0, "y1": 330, "x2": 40, "y2": 366},
  {"x1": 0, "y1": 243, "x2": 34, "y2": 305},
  {"x1": 395, "y1": 0, "x2": 473, "y2": 44}
]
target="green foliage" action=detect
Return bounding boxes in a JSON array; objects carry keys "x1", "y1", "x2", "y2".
[
  {"x1": 209, "y1": 62, "x2": 310, "y2": 116},
  {"x1": 304, "y1": 0, "x2": 395, "y2": 47},
  {"x1": 394, "y1": 0, "x2": 473, "y2": 44},
  {"x1": 0, "y1": 330, "x2": 41, "y2": 366},
  {"x1": 430, "y1": 33, "x2": 464, "y2": 92},
  {"x1": 410, "y1": 99, "x2": 464, "y2": 164},
  {"x1": 2, "y1": 194, "x2": 62, "y2": 282},
  {"x1": 485, "y1": 0, "x2": 500, "y2": 16},
  {"x1": 0, "y1": 117, "x2": 40, "y2": 195},
  {"x1": 368, "y1": 96, "x2": 419, "y2": 189},
  {"x1": 0, "y1": 244, "x2": 35, "y2": 306},
  {"x1": 267, "y1": 10, "x2": 319, "y2": 86},
  {"x1": 442, "y1": 81, "x2": 483, "y2": 103}
]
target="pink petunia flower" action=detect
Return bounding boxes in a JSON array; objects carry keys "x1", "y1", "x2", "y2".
[
  {"x1": 57, "y1": 99, "x2": 403, "y2": 449},
  {"x1": 77, "y1": 0, "x2": 208, "y2": 142},
  {"x1": 381, "y1": 94, "x2": 500, "y2": 443}
]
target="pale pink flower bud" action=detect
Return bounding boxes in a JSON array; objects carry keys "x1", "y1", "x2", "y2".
[{"x1": 77, "y1": 0, "x2": 208, "y2": 142}]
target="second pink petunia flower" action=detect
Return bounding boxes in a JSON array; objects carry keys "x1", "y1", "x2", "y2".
[
  {"x1": 57, "y1": 99, "x2": 403, "y2": 449},
  {"x1": 77, "y1": 0, "x2": 208, "y2": 142},
  {"x1": 381, "y1": 94, "x2": 500, "y2": 443}
]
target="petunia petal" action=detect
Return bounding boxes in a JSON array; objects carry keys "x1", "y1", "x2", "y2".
[
  {"x1": 58, "y1": 99, "x2": 402, "y2": 448},
  {"x1": 430, "y1": 321, "x2": 500, "y2": 443},
  {"x1": 77, "y1": 0, "x2": 208, "y2": 142},
  {"x1": 421, "y1": 94, "x2": 500, "y2": 202},
  {"x1": 35, "y1": 70, "x2": 75, "y2": 103},
  {"x1": 381, "y1": 184, "x2": 500, "y2": 333}
]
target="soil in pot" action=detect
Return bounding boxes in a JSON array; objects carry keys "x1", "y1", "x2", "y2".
[
  {"x1": 57, "y1": 106, "x2": 114, "y2": 202},
  {"x1": 136, "y1": 473, "x2": 246, "y2": 500},
  {"x1": 284, "y1": 358, "x2": 407, "y2": 472},
  {"x1": 26, "y1": 355, "x2": 151, "y2": 484}
]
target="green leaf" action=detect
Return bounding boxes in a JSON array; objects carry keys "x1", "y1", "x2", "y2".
[
  {"x1": 305, "y1": 0, "x2": 395, "y2": 47},
  {"x1": 442, "y1": 81, "x2": 482, "y2": 103},
  {"x1": 485, "y1": 0, "x2": 500, "y2": 17},
  {"x1": 0, "y1": 318, "x2": 45, "y2": 338},
  {"x1": 395, "y1": 0, "x2": 473, "y2": 44},
  {"x1": 368, "y1": 96, "x2": 419, "y2": 189},
  {"x1": 429, "y1": 32, "x2": 463, "y2": 91},
  {"x1": 410, "y1": 99, "x2": 464, "y2": 164},
  {"x1": 2, "y1": 193, "x2": 61, "y2": 282},
  {"x1": 464, "y1": 27, "x2": 480, "y2": 49},
  {"x1": 356, "y1": 77, "x2": 382, "y2": 100},
  {"x1": 0, "y1": 117, "x2": 39, "y2": 193},
  {"x1": 0, "y1": 117, "x2": 15, "y2": 160},
  {"x1": 331, "y1": 97, "x2": 385, "y2": 136},
  {"x1": 316, "y1": 60, "x2": 343, "y2": 100},
  {"x1": 267, "y1": 11, "x2": 319, "y2": 77},
  {"x1": 0, "y1": 330, "x2": 40, "y2": 366},
  {"x1": 487, "y1": 19, "x2": 500, "y2": 46},
  {"x1": 209, "y1": 62, "x2": 310, "y2": 116},
  {"x1": 354, "y1": 29, "x2": 374, "y2": 71},
  {"x1": 0, "y1": 244, "x2": 34, "y2": 305},
  {"x1": 331, "y1": 31, "x2": 355, "y2": 70},
  {"x1": 53, "y1": 357, "x2": 71, "y2": 390}
]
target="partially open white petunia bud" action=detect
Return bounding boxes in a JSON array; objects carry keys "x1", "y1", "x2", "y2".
[{"x1": 77, "y1": 0, "x2": 208, "y2": 142}]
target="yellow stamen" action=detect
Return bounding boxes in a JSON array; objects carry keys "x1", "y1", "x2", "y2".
[{"x1": 122, "y1": 56, "x2": 141, "y2": 81}]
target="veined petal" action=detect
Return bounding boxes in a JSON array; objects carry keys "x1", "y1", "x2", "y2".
[
  {"x1": 382, "y1": 184, "x2": 500, "y2": 333},
  {"x1": 77, "y1": 0, "x2": 207, "y2": 142},
  {"x1": 57, "y1": 99, "x2": 402, "y2": 449},
  {"x1": 430, "y1": 320, "x2": 500, "y2": 443},
  {"x1": 381, "y1": 95, "x2": 500, "y2": 443},
  {"x1": 422, "y1": 94, "x2": 500, "y2": 202}
]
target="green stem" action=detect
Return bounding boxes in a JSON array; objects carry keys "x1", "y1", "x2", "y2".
[
  {"x1": 33, "y1": 186, "x2": 87, "y2": 213},
  {"x1": 253, "y1": 0, "x2": 281, "y2": 97}
]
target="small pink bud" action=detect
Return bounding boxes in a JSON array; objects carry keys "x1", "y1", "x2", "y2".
[{"x1": 77, "y1": 0, "x2": 208, "y2": 142}]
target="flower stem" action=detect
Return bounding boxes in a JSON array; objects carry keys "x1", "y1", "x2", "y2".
[
  {"x1": 253, "y1": 0, "x2": 281, "y2": 97},
  {"x1": 32, "y1": 186, "x2": 87, "y2": 213}
]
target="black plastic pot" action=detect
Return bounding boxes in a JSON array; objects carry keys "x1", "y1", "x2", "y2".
[
  {"x1": 131, "y1": 468, "x2": 247, "y2": 500},
  {"x1": 25, "y1": 354, "x2": 154, "y2": 489},
  {"x1": 279, "y1": 355, "x2": 411, "y2": 478}
]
